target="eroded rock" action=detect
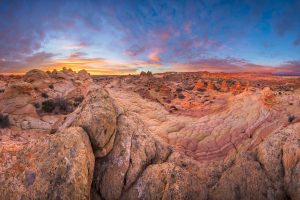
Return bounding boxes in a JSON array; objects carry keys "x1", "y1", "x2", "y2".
[{"x1": 0, "y1": 127, "x2": 94, "y2": 200}]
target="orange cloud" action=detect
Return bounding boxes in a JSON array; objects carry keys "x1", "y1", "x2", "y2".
[{"x1": 148, "y1": 48, "x2": 163, "y2": 63}]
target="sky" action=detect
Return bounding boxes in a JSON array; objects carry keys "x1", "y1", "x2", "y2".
[{"x1": 0, "y1": 0, "x2": 300, "y2": 75}]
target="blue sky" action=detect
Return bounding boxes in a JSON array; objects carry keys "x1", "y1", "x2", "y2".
[{"x1": 0, "y1": 0, "x2": 299, "y2": 74}]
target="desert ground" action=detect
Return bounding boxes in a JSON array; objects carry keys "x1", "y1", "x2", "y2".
[{"x1": 0, "y1": 68, "x2": 300, "y2": 199}]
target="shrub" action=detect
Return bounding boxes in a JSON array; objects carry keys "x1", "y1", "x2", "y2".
[
  {"x1": 288, "y1": 115, "x2": 295, "y2": 123},
  {"x1": 0, "y1": 114, "x2": 10, "y2": 128},
  {"x1": 48, "y1": 84, "x2": 54, "y2": 89},
  {"x1": 176, "y1": 88, "x2": 183, "y2": 92},
  {"x1": 197, "y1": 88, "x2": 206, "y2": 92},
  {"x1": 33, "y1": 102, "x2": 40, "y2": 109},
  {"x1": 74, "y1": 96, "x2": 84, "y2": 104},
  {"x1": 0, "y1": 89, "x2": 4, "y2": 93},
  {"x1": 178, "y1": 93, "x2": 185, "y2": 99},
  {"x1": 41, "y1": 92, "x2": 49, "y2": 99},
  {"x1": 42, "y1": 100, "x2": 55, "y2": 113},
  {"x1": 55, "y1": 98, "x2": 72, "y2": 113}
]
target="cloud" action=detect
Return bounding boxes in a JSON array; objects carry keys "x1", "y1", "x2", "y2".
[
  {"x1": 148, "y1": 48, "x2": 164, "y2": 63},
  {"x1": 25, "y1": 52, "x2": 56, "y2": 64},
  {"x1": 69, "y1": 52, "x2": 87, "y2": 58},
  {"x1": 0, "y1": 0, "x2": 299, "y2": 74},
  {"x1": 125, "y1": 45, "x2": 146, "y2": 57},
  {"x1": 275, "y1": 60, "x2": 300, "y2": 75},
  {"x1": 173, "y1": 57, "x2": 300, "y2": 75},
  {"x1": 0, "y1": 51, "x2": 56, "y2": 73},
  {"x1": 62, "y1": 41, "x2": 89, "y2": 50}
]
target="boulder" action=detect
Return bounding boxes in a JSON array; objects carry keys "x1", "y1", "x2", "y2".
[
  {"x1": 21, "y1": 117, "x2": 52, "y2": 130},
  {"x1": 207, "y1": 81, "x2": 215, "y2": 90},
  {"x1": 193, "y1": 80, "x2": 205, "y2": 91},
  {"x1": 159, "y1": 85, "x2": 172, "y2": 97},
  {"x1": 261, "y1": 87, "x2": 277, "y2": 106},
  {"x1": 71, "y1": 86, "x2": 117, "y2": 158},
  {"x1": 220, "y1": 80, "x2": 228, "y2": 92},
  {"x1": 0, "y1": 127, "x2": 94, "y2": 200},
  {"x1": 78, "y1": 69, "x2": 91, "y2": 80},
  {"x1": 23, "y1": 69, "x2": 49, "y2": 83},
  {"x1": 91, "y1": 112, "x2": 207, "y2": 200}
]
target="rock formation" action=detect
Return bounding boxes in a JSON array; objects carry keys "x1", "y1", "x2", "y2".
[
  {"x1": 193, "y1": 80, "x2": 206, "y2": 91},
  {"x1": 0, "y1": 70, "x2": 300, "y2": 200},
  {"x1": 220, "y1": 80, "x2": 228, "y2": 92}
]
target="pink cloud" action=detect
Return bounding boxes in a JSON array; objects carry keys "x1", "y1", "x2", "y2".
[
  {"x1": 148, "y1": 48, "x2": 163, "y2": 63},
  {"x1": 125, "y1": 45, "x2": 146, "y2": 57},
  {"x1": 172, "y1": 57, "x2": 300, "y2": 75}
]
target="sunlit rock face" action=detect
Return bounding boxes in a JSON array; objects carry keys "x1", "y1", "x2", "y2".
[{"x1": 0, "y1": 70, "x2": 300, "y2": 200}]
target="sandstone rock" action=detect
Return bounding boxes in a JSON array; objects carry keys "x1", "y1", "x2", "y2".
[
  {"x1": 261, "y1": 87, "x2": 277, "y2": 106},
  {"x1": 207, "y1": 81, "x2": 215, "y2": 90},
  {"x1": 122, "y1": 163, "x2": 207, "y2": 200},
  {"x1": 72, "y1": 86, "x2": 117, "y2": 158},
  {"x1": 140, "y1": 71, "x2": 147, "y2": 76},
  {"x1": 23, "y1": 69, "x2": 49, "y2": 83},
  {"x1": 0, "y1": 82, "x2": 35, "y2": 114},
  {"x1": 12, "y1": 104, "x2": 38, "y2": 117},
  {"x1": 51, "y1": 70, "x2": 68, "y2": 79},
  {"x1": 78, "y1": 69, "x2": 91, "y2": 80},
  {"x1": 210, "y1": 153, "x2": 275, "y2": 200},
  {"x1": 21, "y1": 117, "x2": 52, "y2": 130},
  {"x1": 282, "y1": 136, "x2": 300, "y2": 199},
  {"x1": 91, "y1": 111, "x2": 207, "y2": 200},
  {"x1": 193, "y1": 80, "x2": 205, "y2": 91},
  {"x1": 2, "y1": 82, "x2": 34, "y2": 98},
  {"x1": 220, "y1": 80, "x2": 228, "y2": 92},
  {"x1": 0, "y1": 127, "x2": 94, "y2": 200},
  {"x1": 159, "y1": 85, "x2": 172, "y2": 97}
]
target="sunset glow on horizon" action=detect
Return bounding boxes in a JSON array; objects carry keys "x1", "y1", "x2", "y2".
[{"x1": 1, "y1": 0, "x2": 300, "y2": 75}]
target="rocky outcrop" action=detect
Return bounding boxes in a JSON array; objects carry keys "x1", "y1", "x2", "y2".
[
  {"x1": 220, "y1": 80, "x2": 228, "y2": 92},
  {"x1": 24, "y1": 69, "x2": 50, "y2": 83},
  {"x1": 1, "y1": 70, "x2": 300, "y2": 199},
  {"x1": 193, "y1": 80, "x2": 206, "y2": 91},
  {"x1": 91, "y1": 111, "x2": 207, "y2": 200},
  {"x1": 0, "y1": 127, "x2": 94, "y2": 200},
  {"x1": 71, "y1": 86, "x2": 117, "y2": 158}
]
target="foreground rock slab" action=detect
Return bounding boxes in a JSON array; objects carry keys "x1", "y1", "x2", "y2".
[{"x1": 0, "y1": 127, "x2": 94, "y2": 200}]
